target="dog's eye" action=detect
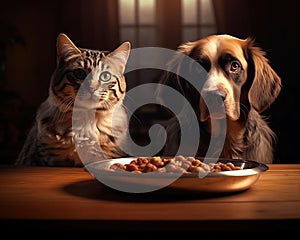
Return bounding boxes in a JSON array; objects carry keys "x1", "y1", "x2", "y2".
[{"x1": 230, "y1": 61, "x2": 241, "y2": 72}]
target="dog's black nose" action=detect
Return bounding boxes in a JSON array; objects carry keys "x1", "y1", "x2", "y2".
[
  {"x1": 202, "y1": 90, "x2": 226, "y2": 104},
  {"x1": 201, "y1": 90, "x2": 226, "y2": 118}
]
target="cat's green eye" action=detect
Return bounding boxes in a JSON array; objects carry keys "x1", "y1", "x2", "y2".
[
  {"x1": 73, "y1": 68, "x2": 87, "y2": 80},
  {"x1": 99, "y1": 71, "x2": 111, "y2": 82}
]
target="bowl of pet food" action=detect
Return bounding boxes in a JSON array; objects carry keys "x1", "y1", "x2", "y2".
[{"x1": 85, "y1": 155, "x2": 268, "y2": 194}]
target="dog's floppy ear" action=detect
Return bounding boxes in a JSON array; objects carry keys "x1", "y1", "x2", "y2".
[{"x1": 246, "y1": 38, "x2": 282, "y2": 112}]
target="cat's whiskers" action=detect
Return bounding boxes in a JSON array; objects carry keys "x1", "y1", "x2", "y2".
[
  {"x1": 102, "y1": 100, "x2": 113, "y2": 110},
  {"x1": 61, "y1": 96, "x2": 74, "y2": 111},
  {"x1": 51, "y1": 110, "x2": 69, "y2": 127},
  {"x1": 52, "y1": 96, "x2": 74, "y2": 122}
]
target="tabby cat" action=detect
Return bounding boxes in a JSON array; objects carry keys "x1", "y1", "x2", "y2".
[{"x1": 15, "y1": 33, "x2": 131, "y2": 166}]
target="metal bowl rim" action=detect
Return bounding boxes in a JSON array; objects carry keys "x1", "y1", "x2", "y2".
[{"x1": 85, "y1": 157, "x2": 269, "y2": 179}]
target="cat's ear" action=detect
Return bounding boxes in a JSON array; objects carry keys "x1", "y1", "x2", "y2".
[
  {"x1": 106, "y1": 41, "x2": 131, "y2": 73},
  {"x1": 56, "y1": 33, "x2": 81, "y2": 62}
]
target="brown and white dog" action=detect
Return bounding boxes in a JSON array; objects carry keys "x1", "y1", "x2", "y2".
[{"x1": 156, "y1": 34, "x2": 281, "y2": 164}]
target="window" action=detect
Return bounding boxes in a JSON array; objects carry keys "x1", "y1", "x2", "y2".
[
  {"x1": 118, "y1": 0, "x2": 156, "y2": 47},
  {"x1": 118, "y1": 0, "x2": 217, "y2": 46},
  {"x1": 181, "y1": 0, "x2": 217, "y2": 42}
]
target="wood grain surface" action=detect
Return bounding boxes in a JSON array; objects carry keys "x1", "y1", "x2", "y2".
[{"x1": 0, "y1": 164, "x2": 299, "y2": 234}]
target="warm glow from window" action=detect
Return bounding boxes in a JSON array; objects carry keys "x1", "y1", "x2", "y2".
[
  {"x1": 201, "y1": 0, "x2": 215, "y2": 24},
  {"x1": 139, "y1": 0, "x2": 155, "y2": 24},
  {"x1": 118, "y1": 0, "x2": 156, "y2": 47},
  {"x1": 118, "y1": 0, "x2": 217, "y2": 46},
  {"x1": 182, "y1": 0, "x2": 217, "y2": 42},
  {"x1": 182, "y1": 0, "x2": 198, "y2": 24},
  {"x1": 119, "y1": 0, "x2": 135, "y2": 24}
]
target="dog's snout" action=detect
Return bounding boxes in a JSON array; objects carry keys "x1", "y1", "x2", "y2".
[
  {"x1": 201, "y1": 90, "x2": 226, "y2": 119},
  {"x1": 203, "y1": 90, "x2": 226, "y2": 103}
]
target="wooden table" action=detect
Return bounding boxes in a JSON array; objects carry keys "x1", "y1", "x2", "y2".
[{"x1": 0, "y1": 164, "x2": 299, "y2": 236}]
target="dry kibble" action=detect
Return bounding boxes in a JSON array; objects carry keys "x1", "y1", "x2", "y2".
[
  {"x1": 220, "y1": 164, "x2": 232, "y2": 171},
  {"x1": 225, "y1": 162, "x2": 235, "y2": 169},
  {"x1": 181, "y1": 161, "x2": 191, "y2": 170},
  {"x1": 149, "y1": 156, "x2": 163, "y2": 167},
  {"x1": 165, "y1": 163, "x2": 178, "y2": 172},
  {"x1": 188, "y1": 165, "x2": 206, "y2": 173},
  {"x1": 166, "y1": 163, "x2": 186, "y2": 173},
  {"x1": 136, "y1": 157, "x2": 148, "y2": 165},
  {"x1": 110, "y1": 163, "x2": 126, "y2": 171},
  {"x1": 144, "y1": 163, "x2": 158, "y2": 172},
  {"x1": 126, "y1": 163, "x2": 139, "y2": 172},
  {"x1": 191, "y1": 159, "x2": 202, "y2": 166},
  {"x1": 109, "y1": 156, "x2": 243, "y2": 174},
  {"x1": 186, "y1": 157, "x2": 196, "y2": 162}
]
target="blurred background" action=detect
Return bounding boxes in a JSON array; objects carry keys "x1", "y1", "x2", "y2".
[{"x1": 0, "y1": 0, "x2": 299, "y2": 164}]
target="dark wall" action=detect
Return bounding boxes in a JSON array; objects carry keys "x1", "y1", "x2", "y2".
[{"x1": 0, "y1": 0, "x2": 299, "y2": 164}]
